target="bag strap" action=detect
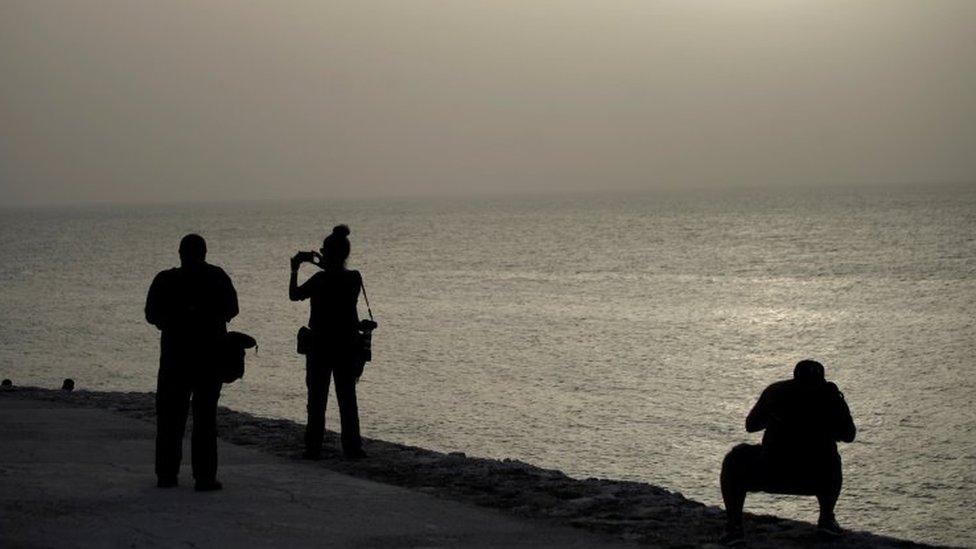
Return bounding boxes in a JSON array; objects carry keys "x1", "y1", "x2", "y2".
[{"x1": 360, "y1": 276, "x2": 374, "y2": 321}]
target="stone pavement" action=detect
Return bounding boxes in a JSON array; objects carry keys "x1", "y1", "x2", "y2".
[{"x1": 0, "y1": 397, "x2": 631, "y2": 548}]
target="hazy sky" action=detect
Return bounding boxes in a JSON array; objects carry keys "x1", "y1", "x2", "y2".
[{"x1": 1, "y1": 1, "x2": 974, "y2": 206}]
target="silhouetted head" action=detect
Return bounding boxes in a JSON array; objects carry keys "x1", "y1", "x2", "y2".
[
  {"x1": 61, "y1": 378, "x2": 75, "y2": 392},
  {"x1": 1, "y1": 379, "x2": 12, "y2": 389},
  {"x1": 179, "y1": 234, "x2": 207, "y2": 267},
  {"x1": 321, "y1": 225, "x2": 351, "y2": 269},
  {"x1": 793, "y1": 359, "x2": 826, "y2": 385}
]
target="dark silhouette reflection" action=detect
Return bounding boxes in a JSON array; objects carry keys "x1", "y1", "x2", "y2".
[
  {"x1": 720, "y1": 360, "x2": 856, "y2": 545},
  {"x1": 290, "y1": 224, "x2": 371, "y2": 460},
  {"x1": 145, "y1": 234, "x2": 238, "y2": 491}
]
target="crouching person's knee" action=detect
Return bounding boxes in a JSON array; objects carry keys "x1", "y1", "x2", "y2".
[
  {"x1": 723, "y1": 444, "x2": 754, "y2": 474},
  {"x1": 722, "y1": 443, "x2": 763, "y2": 489}
]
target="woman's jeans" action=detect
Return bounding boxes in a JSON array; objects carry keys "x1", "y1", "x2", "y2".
[{"x1": 305, "y1": 352, "x2": 362, "y2": 454}]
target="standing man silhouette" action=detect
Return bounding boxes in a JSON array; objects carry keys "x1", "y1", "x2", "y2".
[{"x1": 145, "y1": 234, "x2": 238, "y2": 491}]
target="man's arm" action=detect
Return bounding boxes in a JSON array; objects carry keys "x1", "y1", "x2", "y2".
[
  {"x1": 221, "y1": 269, "x2": 239, "y2": 322},
  {"x1": 745, "y1": 388, "x2": 772, "y2": 433},
  {"x1": 828, "y1": 383, "x2": 857, "y2": 443},
  {"x1": 145, "y1": 272, "x2": 169, "y2": 330}
]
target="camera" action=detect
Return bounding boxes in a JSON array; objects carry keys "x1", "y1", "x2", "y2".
[
  {"x1": 359, "y1": 319, "x2": 378, "y2": 332},
  {"x1": 294, "y1": 251, "x2": 320, "y2": 265},
  {"x1": 358, "y1": 319, "x2": 377, "y2": 362}
]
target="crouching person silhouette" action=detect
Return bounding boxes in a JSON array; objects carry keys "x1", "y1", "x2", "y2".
[
  {"x1": 145, "y1": 234, "x2": 238, "y2": 491},
  {"x1": 720, "y1": 360, "x2": 856, "y2": 545}
]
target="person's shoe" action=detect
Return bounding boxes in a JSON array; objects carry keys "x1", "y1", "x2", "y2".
[
  {"x1": 194, "y1": 480, "x2": 223, "y2": 492},
  {"x1": 156, "y1": 477, "x2": 178, "y2": 488},
  {"x1": 719, "y1": 526, "x2": 745, "y2": 546},
  {"x1": 817, "y1": 517, "x2": 843, "y2": 537},
  {"x1": 343, "y1": 448, "x2": 367, "y2": 460}
]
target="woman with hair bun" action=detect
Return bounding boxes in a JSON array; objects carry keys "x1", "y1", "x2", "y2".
[{"x1": 289, "y1": 224, "x2": 367, "y2": 459}]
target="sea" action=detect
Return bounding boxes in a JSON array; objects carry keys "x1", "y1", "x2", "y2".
[{"x1": 1, "y1": 185, "x2": 973, "y2": 546}]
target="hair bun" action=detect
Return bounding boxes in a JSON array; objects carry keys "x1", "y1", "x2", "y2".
[{"x1": 332, "y1": 224, "x2": 351, "y2": 238}]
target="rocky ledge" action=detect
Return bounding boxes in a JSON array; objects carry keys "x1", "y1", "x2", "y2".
[{"x1": 1, "y1": 387, "x2": 943, "y2": 548}]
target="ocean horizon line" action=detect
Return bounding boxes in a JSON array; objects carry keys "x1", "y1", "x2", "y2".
[{"x1": 2, "y1": 179, "x2": 972, "y2": 213}]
